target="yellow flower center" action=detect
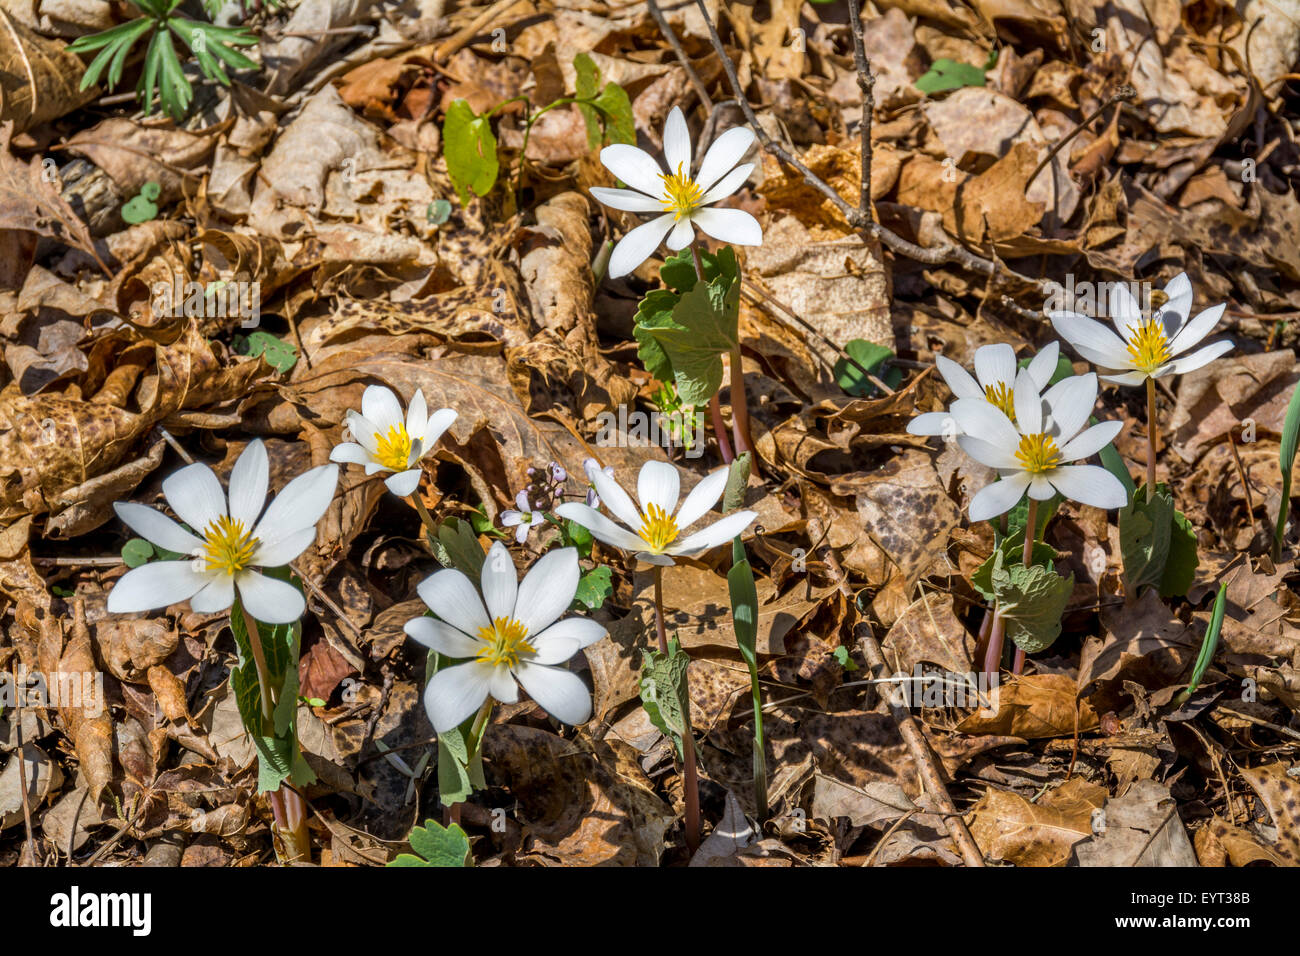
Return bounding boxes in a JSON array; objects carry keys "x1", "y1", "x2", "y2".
[
  {"x1": 1015, "y1": 433, "x2": 1063, "y2": 474},
  {"x1": 203, "y1": 515, "x2": 259, "y2": 575},
  {"x1": 659, "y1": 163, "x2": 704, "y2": 220},
  {"x1": 638, "y1": 502, "x2": 680, "y2": 552},
  {"x1": 984, "y1": 381, "x2": 1016, "y2": 422},
  {"x1": 373, "y1": 424, "x2": 414, "y2": 472},
  {"x1": 1124, "y1": 318, "x2": 1172, "y2": 375},
  {"x1": 475, "y1": 617, "x2": 535, "y2": 669}
]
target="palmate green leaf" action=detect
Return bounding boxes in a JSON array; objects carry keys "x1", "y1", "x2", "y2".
[
  {"x1": 971, "y1": 538, "x2": 1058, "y2": 603},
  {"x1": 638, "y1": 255, "x2": 740, "y2": 407},
  {"x1": 389, "y1": 820, "x2": 472, "y2": 867},
  {"x1": 1276, "y1": 380, "x2": 1300, "y2": 558},
  {"x1": 915, "y1": 57, "x2": 987, "y2": 94},
  {"x1": 639, "y1": 637, "x2": 691, "y2": 760},
  {"x1": 1120, "y1": 483, "x2": 1197, "y2": 598},
  {"x1": 228, "y1": 570, "x2": 315, "y2": 793},
  {"x1": 573, "y1": 564, "x2": 612, "y2": 610},
  {"x1": 436, "y1": 715, "x2": 487, "y2": 807},
  {"x1": 592, "y1": 82, "x2": 635, "y2": 145},
  {"x1": 995, "y1": 561, "x2": 1074, "y2": 654},
  {"x1": 433, "y1": 516, "x2": 486, "y2": 582},
  {"x1": 633, "y1": 289, "x2": 679, "y2": 384},
  {"x1": 71, "y1": 18, "x2": 154, "y2": 91},
  {"x1": 834, "y1": 339, "x2": 902, "y2": 397},
  {"x1": 443, "y1": 99, "x2": 499, "y2": 205}
]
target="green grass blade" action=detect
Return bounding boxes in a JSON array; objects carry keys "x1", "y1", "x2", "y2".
[
  {"x1": 1176, "y1": 581, "x2": 1227, "y2": 703},
  {"x1": 1275, "y1": 380, "x2": 1300, "y2": 558}
]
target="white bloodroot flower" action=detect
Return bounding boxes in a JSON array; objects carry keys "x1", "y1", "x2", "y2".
[
  {"x1": 554, "y1": 459, "x2": 756, "y2": 566},
  {"x1": 330, "y1": 385, "x2": 457, "y2": 496},
  {"x1": 950, "y1": 369, "x2": 1129, "y2": 521},
  {"x1": 500, "y1": 490, "x2": 546, "y2": 544},
  {"x1": 406, "y1": 543, "x2": 604, "y2": 732},
  {"x1": 591, "y1": 105, "x2": 762, "y2": 278},
  {"x1": 908, "y1": 342, "x2": 1060, "y2": 437},
  {"x1": 1049, "y1": 273, "x2": 1231, "y2": 385},
  {"x1": 108, "y1": 440, "x2": 338, "y2": 624}
]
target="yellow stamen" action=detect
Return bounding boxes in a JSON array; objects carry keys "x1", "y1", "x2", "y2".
[
  {"x1": 984, "y1": 381, "x2": 1016, "y2": 422},
  {"x1": 475, "y1": 617, "x2": 535, "y2": 669},
  {"x1": 1125, "y1": 318, "x2": 1172, "y2": 375},
  {"x1": 373, "y1": 423, "x2": 414, "y2": 472},
  {"x1": 659, "y1": 162, "x2": 704, "y2": 221},
  {"x1": 203, "y1": 515, "x2": 259, "y2": 575},
  {"x1": 638, "y1": 502, "x2": 680, "y2": 552},
  {"x1": 1015, "y1": 433, "x2": 1063, "y2": 474}
]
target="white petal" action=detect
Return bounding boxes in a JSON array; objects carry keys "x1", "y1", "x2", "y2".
[
  {"x1": 1012, "y1": 368, "x2": 1042, "y2": 434},
  {"x1": 405, "y1": 390, "x2": 428, "y2": 441},
  {"x1": 251, "y1": 526, "x2": 317, "y2": 568},
  {"x1": 190, "y1": 575, "x2": 235, "y2": 615},
  {"x1": 935, "y1": 355, "x2": 983, "y2": 400},
  {"x1": 529, "y1": 617, "x2": 606, "y2": 663},
  {"x1": 695, "y1": 125, "x2": 755, "y2": 193},
  {"x1": 600, "y1": 143, "x2": 667, "y2": 197},
  {"x1": 691, "y1": 207, "x2": 762, "y2": 246},
  {"x1": 1167, "y1": 303, "x2": 1226, "y2": 357},
  {"x1": 1156, "y1": 272, "x2": 1193, "y2": 335},
  {"x1": 1047, "y1": 464, "x2": 1129, "y2": 511},
  {"x1": 586, "y1": 467, "x2": 641, "y2": 530},
  {"x1": 1059, "y1": 419, "x2": 1123, "y2": 462},
  {"x1": 404, "y1": 616, "x2": 483, "y2": 658},
  {"x1": 235, "y1": 570, "x2": 305, "y2": 624},
  {"x1": 553, "y1": 502, "x2": 645, "y2": 553},
  {"x1": 1108, "y1": 282, "x2": 1143, "y2": 341},
  {"x1": 162, "y1": 463, "x2": 227, "y2": 536},
  {"x1": 589, "y1": 185, "x2": 664, "y2": 212},
  {"x1": 637, "y1": 550, "x2": 677, "y2": 566},
  {"x1": 1050, "y1": 311, "x2": 1130, "y2": 369},
  {"x1": 113, "y1": 502, "x2": 203, "y2": 555},
  {"x1": 1027, "y1": 474, "x2": 1057, "y2": 500},
  {"x1": 383, "y1": 469, "x2": 422, "y2": 496},
  {"x1": 957, "y1": 435, "x2": 1019, "y2": 469},
  {"x1": 672, "y1": 467, "x2": 729, "y2": 530},
  {"x1": 638, "y1": 460, "x2": 681, "y2": 515},
  {"x1": 949, "y1": 397, "x2": 1019, "y2": 448},
  {"x1": 968, "y1": 471, "x2": 1031, "y2": 522},
  {"x1": 344, "y1": 411, "x2": 380, "y2": 453},
  {"x1": 974, "y1": 343, "x2": 1017, "y2": 392},
  {"x1": 107, "y1": 561, "x2": 209, "y2": 614},
  {"x1": 700, "y1": 162, "x2": 753, "y2": 204},
  {"x1": 1099, "y1": 370, "x2": 1149, "y2": 386},
  {"x1": 513, "y1": 662, "x2": 591, "y2": 726},
  {"x1": 671, "y1": 510, "x2": 756, "y2": 556},
  {"x1": 252, "y1": 463, "x2": 338, "y2": 551},
  {"x1": 329, "y1": 442, "x2": 372, "y2": 466},
  {"x1": 423, "y1": 408, "x2": 458, "y2": 449},
  {"x1": 1026, "y1": 341, "x2": 1060, "y2": 391},
  {"x1": 228, "y1": 439, "x2": 269, "y2": 529},
  {"x1": 514, "y1": 547, "x2": 579, "y2": 635},
  {"x1": 361, "y1": 385, "x2": 404, "y2": 432},
  {"x1": 607, "y1": 214, "x2": 675, "y2": 278},
  {"x1": 665, "y1": 217, "x2": 695, "y2": 250},
  {"x1": 417, "y1": 568, "x2": 490, "y2": 636},
  {"x1": 500, "y1": 511, "x2": 523, "y2": 527},
  {"x1": 1042, "y1": 373, "x2": 1097, "y2": 442},
  {"x1": 662, "y1": 105, "x2": 692, "y2": 176},
  {"x1": 480, "y1": 541, "x2": 518, "y2": 622},
  {"x1": 907, "y1": 411, "x2": 958, "y2": 436},
  {"x1": 424, "y1": 662, "x2": 493, "y2": 733},
  {"x1": 489, "y1": 666, "x2": 518, "y2": 704},
  {"x1": 1167, "y1": 339, "x2": 1233, "y2": 375}
]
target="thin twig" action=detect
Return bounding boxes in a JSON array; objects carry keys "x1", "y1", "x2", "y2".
[
  {"x1": 689, "y1": 0, "x2": 1038, "y2": 289},
  {"x1": 806, "y1": 518, "x2": 985, "y2": 867},
  {"x1": 844, "y1": 0, "x2": 875, "y2": 223},
  {"x1": 647, "y1": 0, "x2": 713, "y2": 110}
]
